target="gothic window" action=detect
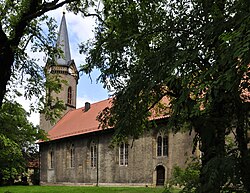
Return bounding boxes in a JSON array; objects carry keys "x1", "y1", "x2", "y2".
[
  {"x1": 157, "y1": 135, "x2": 168, "y2": 157},
  {"x1": 163, "y1": 136, "x2": 168, "y2": 156},
  {"x1": 90, "y1": 142, "x2": 97, "y2": 168},
  {"x1": 70, "y1": 144, "x2": 75, "y2": 167},
  {"x1": 48, "y1": 148, "x2": 54, "y2": 169},
  {"x1": 157, "y1": 136, "x2": 162, "y2": 156},
  {"x1": 119, "y1": 142, "x2": 128, "y2": 166},
  {"x1": 67, "y1": 86, "x2": 72, "y2": 104}
]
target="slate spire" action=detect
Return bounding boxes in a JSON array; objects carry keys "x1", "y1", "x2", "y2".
[{"x1": 56, "y1": 12, "x2": 71, "y2": 66}]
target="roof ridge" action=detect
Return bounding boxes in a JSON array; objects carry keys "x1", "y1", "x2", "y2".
[
  {"x1": 92, "y1": 98, "x2": 112, "y2": 105},
  {"x1": 76, "y1": 97, "x2": 112, "y2": 110}
]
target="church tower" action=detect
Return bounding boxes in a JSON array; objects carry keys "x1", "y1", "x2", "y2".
[{"x1": 40, "y1": 13, "x2": 79, "y2": 133}]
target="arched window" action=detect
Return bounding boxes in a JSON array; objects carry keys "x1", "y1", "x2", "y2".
[
  {"x1": 157, "y1": 135, "x2": 168, "y2": 157},
  {"x1": 70, "y1": 144, "x2": 75, "y2": 167},
  {"x1": 119, "y1": 142, "x2": 128, "y2": 166},
  {"x1": 67, "y1": 86, "x2": 72, "y2": 104},
  {"x1": 157, "y1": 136, "x2": 162, "y2": 156},
  {"x1": 90, "y1": 142, "x2": 97, "y2": 168},
  {"x1": 48, "y1": 148, "x2": 54, "y2": 169},
  {"x1": 163, "y1": 136, "x2": 168, "y2": 156}
]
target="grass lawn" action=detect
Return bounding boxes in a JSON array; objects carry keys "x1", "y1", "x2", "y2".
[{"x1": 0, "y1": 186, "x2": 171, "y2": 193}]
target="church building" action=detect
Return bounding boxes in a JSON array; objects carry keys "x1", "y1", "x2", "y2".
[{"x1": 39, "y1": 13, "x2": 194, "y2": 187}]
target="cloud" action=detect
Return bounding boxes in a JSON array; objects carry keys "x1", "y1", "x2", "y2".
[
  {"x1": 76, "y1": 95, "x2": 95, "y2": 108},
  {"x1": 29, "y1": 112, "x2": 40, "y2": 126}
]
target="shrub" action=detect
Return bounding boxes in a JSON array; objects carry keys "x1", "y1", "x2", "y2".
[{"x1": 165, "y1": 158, "x2": 201, "y2": 193}]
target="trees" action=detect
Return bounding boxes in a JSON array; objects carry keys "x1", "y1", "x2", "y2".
[
  {"x1": 82, "y1": 0, "x2": 250, "y2": 192},
  {"x1": 0, "y1": 0, "x2": 95, "y2": 108},
  {"x1": 0, "y1": 101, "x2": 45, "y2": 184},
  {"x1": 0, "y1": 0, "x2": 96, "y2": 184}
]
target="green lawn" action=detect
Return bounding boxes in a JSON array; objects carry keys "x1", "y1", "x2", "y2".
[{"x1": 0, "y1": 186, "x2": 170, "y2": 193}]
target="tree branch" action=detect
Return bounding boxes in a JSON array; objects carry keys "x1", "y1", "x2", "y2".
[
  {"x1": 81, "y1": 12, "x2": 106, "y2": 25},
  {"x1": 24, "y1": 0, "x2": 77, "y2": 21},
  {"x1": 0, "y1": 24, "x2": 8, "y2": 45},
  {"x1": 10, "y1": 0, "x2": 80, "y2": 46}
]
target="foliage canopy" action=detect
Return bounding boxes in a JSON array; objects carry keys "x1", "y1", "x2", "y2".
[
  {"x1": 0, "y1": 0, "x2": 95, "y2": 183},
  {"x1": 82, "y1": 0, "x2": 250, "y2": 192},
  {"x1": 0, "y1": 101, "x2": 46, "y2": 183},
  {"x1": 0, "y1": 0, "x2": 96, "y2": 113}
]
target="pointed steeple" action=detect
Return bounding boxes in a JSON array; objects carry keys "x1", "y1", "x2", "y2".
[{"x1": 56, "y1": 12, "x2": 71, "y2": 66}]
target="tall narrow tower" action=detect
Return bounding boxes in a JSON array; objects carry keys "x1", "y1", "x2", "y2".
[{"x1": 40, "y1": 13, "x2": 79, "y2": 133}]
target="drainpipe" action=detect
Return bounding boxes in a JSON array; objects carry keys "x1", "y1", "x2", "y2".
[
  {"x1": 39, "y1": 144, "x2": 41, "y2": 185},
  {"x1": 96, "y1": 136, "x2": 99, "y2": 186}
]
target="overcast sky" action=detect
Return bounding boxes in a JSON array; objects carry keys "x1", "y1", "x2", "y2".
[{"x1": 19, "y1": 7, "x2": 109, "y2": 126}]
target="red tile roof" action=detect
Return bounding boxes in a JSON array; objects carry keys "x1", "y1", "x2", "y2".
[
  {"x1": 48, "y1": 98, "x2": 112, "y2": 141},
  {"x1": 46, "y1": 97, "x2": 170, "y2": 141}
]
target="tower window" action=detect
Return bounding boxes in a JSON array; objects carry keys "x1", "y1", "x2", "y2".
[{"x1": 67, "y1": 86, "x2": 72, "y2": 104}]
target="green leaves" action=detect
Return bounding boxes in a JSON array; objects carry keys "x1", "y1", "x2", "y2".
[
  {"x1": 0, "y1": 101, "x2": 46, "y2": 183},
  {"x1": 81, "y1": 0, "x2": 250, "y2": 191}
]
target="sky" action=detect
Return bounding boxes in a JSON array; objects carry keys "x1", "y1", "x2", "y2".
[
  {"x1": 51, "y1": 9, "x2": 109, "y2": 104},
  {"x1": 18, "y1": 7, "x2": 109, "y2": 126}
]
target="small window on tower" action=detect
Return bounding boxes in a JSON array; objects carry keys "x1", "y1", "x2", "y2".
[{"x1": 67, "y1": 86, "x2": 72, "y2": 104}]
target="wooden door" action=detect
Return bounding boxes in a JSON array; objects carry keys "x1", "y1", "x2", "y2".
[{"x1": 156, "y1": 165, "x2": 165, "y2": 186}]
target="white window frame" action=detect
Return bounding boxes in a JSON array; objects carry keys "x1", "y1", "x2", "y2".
[
  {"x1": 90, "y1": 143, "x2": 97, "y2": 168},
  {"x1": 119, "y1": 142, "x2": 128, "y2": 166},
  {"x1": 157, "y1": 135, "x2": 168, "y2": 157}
]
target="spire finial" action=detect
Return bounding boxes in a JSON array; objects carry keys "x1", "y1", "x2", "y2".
[{"x1": 63, "y1": 5, "x2": 66, "y2": 15}]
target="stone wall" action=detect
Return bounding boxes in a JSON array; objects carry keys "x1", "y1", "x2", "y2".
[
  {"x1": 40, "y1": 66, "x2": 78, "y2": 133},
  {"x1": 40, "y1": 128, "x2": 194, "y2": 186}
]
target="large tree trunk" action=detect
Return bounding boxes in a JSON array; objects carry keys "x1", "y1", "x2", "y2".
[
  {"x1": 196, "y1": 118, "x2": 226, "y2": 193},
  {"x1": 193, "y1": 97, "x2": 227, "y2": 193},
  {"x1": 236, "y1": 114, "x2": 250, "y2": 191},
  {"x1": 0, "y1": 0, "x2": 73, "y2": 108},
  {"x1": 0, "y1": 40, "x2": 14, "y2": 107}
]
